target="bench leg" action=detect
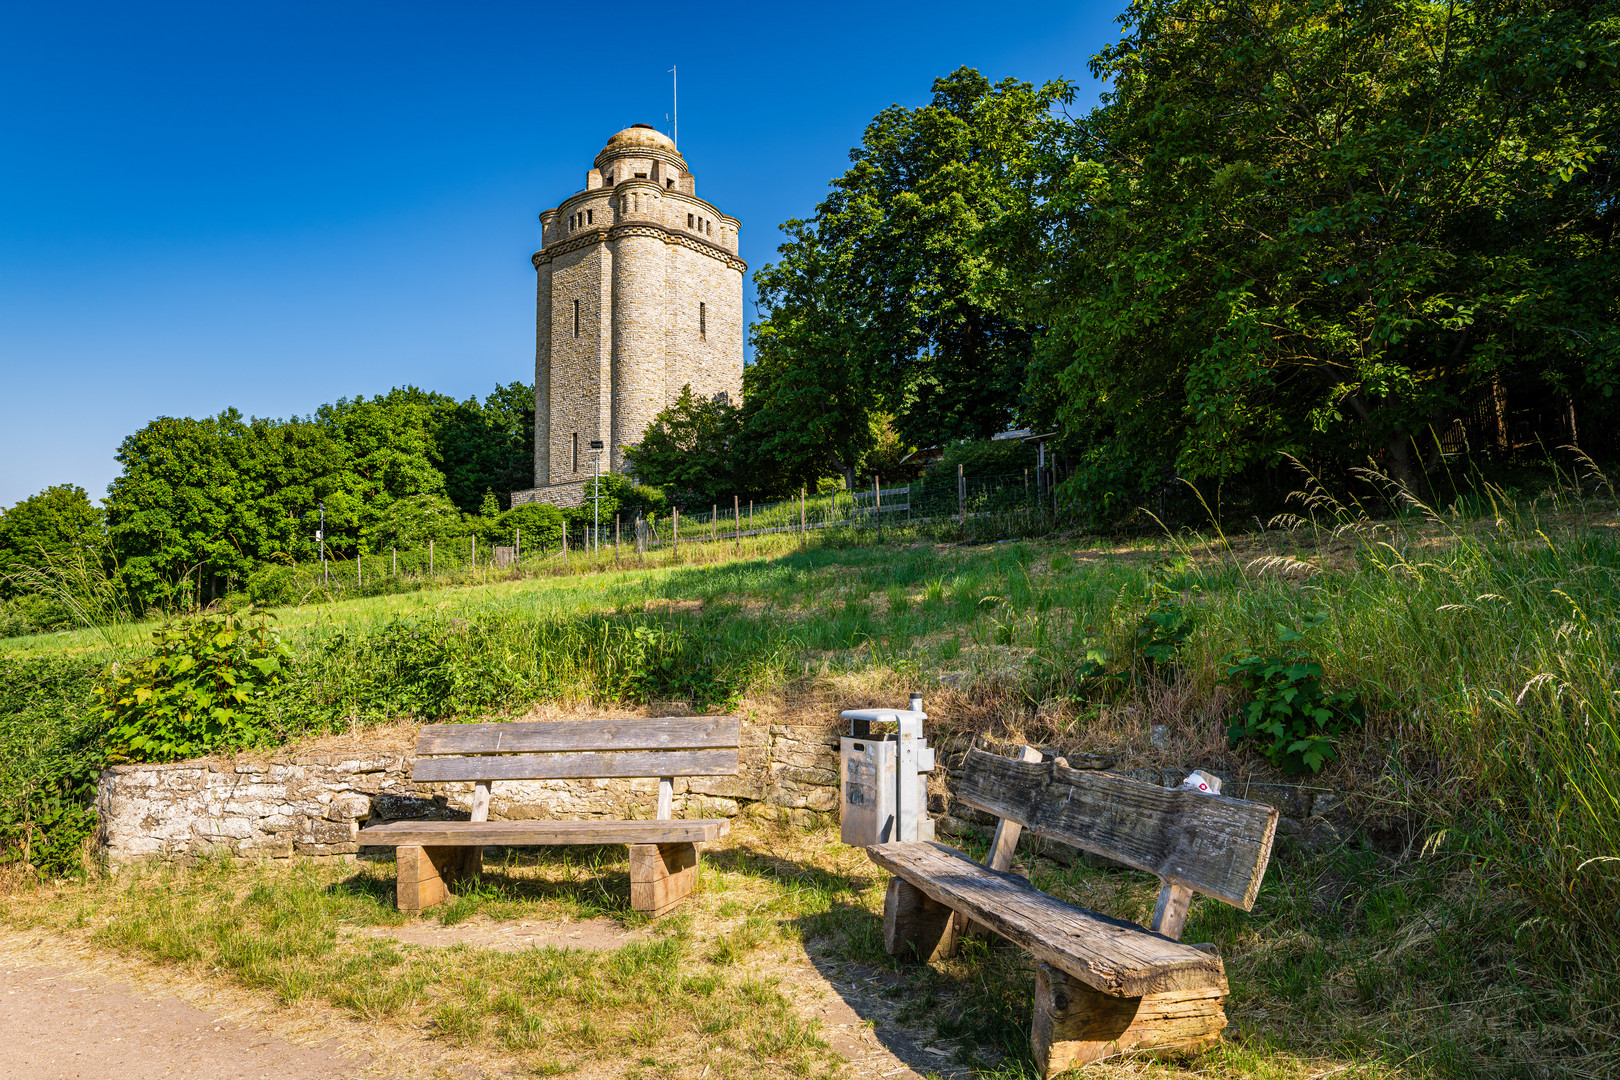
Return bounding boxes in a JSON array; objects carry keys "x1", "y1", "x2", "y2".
[
  {"x1": 396, "y1": 844, "x2": 481, "y2": 914},
  {"x1": 628, "y1": 842, "x2": 699, "y2": 917},
  {"x1": 1031, "y1": 963, "x2": 1227, "y2": 1076},
  {"x1": 883, "y1": 878, "x2": 958, "y2": 962}
]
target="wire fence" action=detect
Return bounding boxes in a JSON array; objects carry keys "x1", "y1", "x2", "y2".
[{"x1": 273, "y1": 468, "x2": 1071, "y2": 603}]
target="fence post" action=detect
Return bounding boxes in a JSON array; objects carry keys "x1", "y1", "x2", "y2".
[
  {"x1": 471, "y1": 536, "x2": 476, "y2": 574},
  {"x1": 673, "y1": 508, "x2": 680, "y2": 557},
  {"x1": 712, "y1": 505, "x2": 718, "y2": 549},
  {"x1": 392, "y1": 547, "x2": 396, "y2": 577},
  {"x1": 733, "y1": 495, "x2": 740, "y2": 554},
  {"x1": 957, "y1": 464, "x2": 966, "y2": 531},
  {"x1": 357, "y1": 551, "x2": 361, "y2": 588},
  {"x1": 800, "y1": 486, "x2": 806, "y2": 548},
  {"x1": 429, "y1": 538, "x2": 434, "y2": 575},
  {"x1": 614, "y1": 514, "x2": 620, "y2": 565},
  {"x1": 874, "y1": 475, "x2": 881, "y2": 543},
  {"x1": 562, "y1": 526, "x2": 567, "y2": 567}
]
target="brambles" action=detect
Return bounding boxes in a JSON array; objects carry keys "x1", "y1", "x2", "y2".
[
  {"x1": 1224, "y1": 618, "x2": 1364, "y2": 774},
  {"x1": 99, "y1": 609, "x2": 291, "y2": 762}
]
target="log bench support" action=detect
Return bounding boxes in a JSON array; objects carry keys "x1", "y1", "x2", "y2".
[
  {"x1": 1032, "y1": 964, "x2": 1228, "y2": 1073},
  {"x1": 397, "y1": 844, "x2": 481, "y2": 914},
  {"x1": 884, "y1": 878, "x2": 958, "y2": 962},
  {"x1": 629, "y1": 841, "x2": 700, "y2": 917}
]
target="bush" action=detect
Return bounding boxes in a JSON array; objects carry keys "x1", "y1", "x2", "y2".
[
  {"x1": 1224, "y1": 620, "x2": 1364, "y2": 774},
  {"x1": 923, "y1": 437, "x2": 1033, "y2": 486},
  {"x1": 502, "y1": 503, "x2": 565, "y2": 550},
  {"x1": 99, "y1": 610, "x2": 292, "y2": 762},
  {"x1": 0, "y1": 656, "x2": 107, "y2": 875}
]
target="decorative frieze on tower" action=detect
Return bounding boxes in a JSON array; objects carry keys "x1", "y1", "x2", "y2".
[{"x1": 513, "y1": 124, "x2": 745, "y2": 508}]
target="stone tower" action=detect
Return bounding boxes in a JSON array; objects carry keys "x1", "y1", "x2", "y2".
[{"x1": 519, "y1": 124, "x2": 745, "y2": 507}]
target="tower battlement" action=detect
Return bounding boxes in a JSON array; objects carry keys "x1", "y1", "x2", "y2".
[{"x1": 514, "y1": 125, "x2": 744, "y2": 509}]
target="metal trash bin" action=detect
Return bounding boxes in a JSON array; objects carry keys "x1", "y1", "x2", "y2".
[{"x1": 839, "y1": 694, "x2": 936, "y2": 846}]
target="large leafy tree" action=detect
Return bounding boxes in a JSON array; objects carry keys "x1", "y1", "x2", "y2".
[
  {"x1": 749, "y1": 67, "x2": 1072, "y2": 479},
  {"x1": 622, "y1": 386, "x2": 743, "y2": 507},
  {"x1": 1028, "y1": 0, "x2": 1619, "y2": 508},
  {"x1": 0, "y1": 485, "x2": 103, "y2": 595}
]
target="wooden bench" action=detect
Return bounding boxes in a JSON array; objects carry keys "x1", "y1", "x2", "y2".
[
  {"x1": 867, "y1": 747, "x2": 1278, "y2": 1075},
  {"x1": 360, "y1": 716, "x2": 740, "y2": 917}
]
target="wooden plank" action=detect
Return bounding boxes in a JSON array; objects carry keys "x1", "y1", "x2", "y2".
[
  {"x1": 1151, "y1": 882, "x2": 1193, "y2": 940},
  {"x1": 657, "y1": 776, "x2": 673, "y2": 820},
  {"x1": 411, "y1": 747, "x2": 739, "y2": 783},
  {"x1": 884, "y1": 878, "x2": 957, "y2": 962},
  {"x1": 360, "y1": 818, "x2": 730, "y2": 847},
  {"x1": 1032, "y1": 963, "x2": 1226, "y2": 1075},
  {"x1": 955, "y1": 749, "x2": 1278, "y2": 910},
  {"x1": 415, "y1": 716, "x2": 742, "y2": 756},
  {"x1": 629, "y1": 842, "x2": 699, "y2": 917},
  {"x1": 868, "y1": 841, "x2": 1225, "y2": 998}
]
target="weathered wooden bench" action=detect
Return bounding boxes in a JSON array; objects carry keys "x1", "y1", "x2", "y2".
[
  {"x1": 360, "y1": 716, "x2": 740, "y2": 917},
  {"x1": 867, "y1": 747, "x2": 1278, "y2": 1076}
]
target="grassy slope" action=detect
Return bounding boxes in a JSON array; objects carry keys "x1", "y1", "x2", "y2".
[{"x1": 4, "y1": 502, "x2": 1619, "y2": 1077}]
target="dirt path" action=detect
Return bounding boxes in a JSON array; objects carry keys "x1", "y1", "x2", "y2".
[
  {"x1": 0, "y1": 923, "x2": 967, "y2": 1079},
  {"x1": 1, "y1": 962, "x2": 374, "y2": 1080}
]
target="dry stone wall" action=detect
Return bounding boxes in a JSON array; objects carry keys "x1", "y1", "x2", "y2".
[{"x1": 96, "y1": 721, "x2": 842, "y2": 867}]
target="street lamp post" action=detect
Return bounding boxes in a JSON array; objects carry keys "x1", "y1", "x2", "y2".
[
  {"x1": 318, "y1": 500, "x2": 327, "y2": 586},
  {"x1": 589, "y1": 440, "x2": 605, "y2": 554}
]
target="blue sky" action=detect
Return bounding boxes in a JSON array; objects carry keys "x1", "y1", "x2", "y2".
[{"x1": 0, "y1": 1, "x2": 1119, "y2": 508}]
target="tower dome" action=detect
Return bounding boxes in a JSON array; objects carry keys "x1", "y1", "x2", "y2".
[{"x1": 603, "y1": 123, "x2": 676, "y2": 153}]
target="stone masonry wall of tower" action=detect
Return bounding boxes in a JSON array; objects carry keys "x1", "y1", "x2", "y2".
[{"x1": 515, "y1": 124, "x2": 745, "y2": 509}]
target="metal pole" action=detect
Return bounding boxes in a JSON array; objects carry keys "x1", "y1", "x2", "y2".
[
  {"x1": 733, "y1": 495, "x2": 740, "y2": 553},
  {"x1": 614, "y1": 514, "x2": 620, "y2": 564},
  {"x1": 593, "y1": 456, "x2": 601, "y2": 554},
  {"x1": 319, "y1": 501, "x2": 327, "y2": 586},
  {"x1": 673, "y1": 508, "x2": 679, "y2": 556},
  {"x1": 516, "y1": 527, "x2": 521, "y2": 567},
  {"x1": 429, "y1": 537, "x2": 434, "y2": 575},
  {"x1": 800, "y1": 486, "x2": 806, "y2": 548},
  {"x1": 957, "y1": 464, "x2": 965, "y2": 530},
  {"x1": 392, "y1": 547, "x2": 396, "y2": 576}
]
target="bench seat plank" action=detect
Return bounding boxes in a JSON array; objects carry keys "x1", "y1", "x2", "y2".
[
  {"x1": 361, "y1": 819, "x2": 730, "y2": 847},
  {"x1": 416, "y1": 717, "x2": 741, "y2": 756},
  {"x1": 412, "y1": 748, "x2": 739, "y2": 782},
  {"x1": 868, "y1": 841, "x2": 1226, "y2": 999}
]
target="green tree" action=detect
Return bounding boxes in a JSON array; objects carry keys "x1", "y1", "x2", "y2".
[
  {"x1": 437, "y1": 382, "x2": 535, "y2": 514},
  {"x1": 1028, "y1": 0, "x2": 1620, "y2": 508},
  {"x1": 104, "y1": 411, "x2": 264, "y2": 609},
  {"x1": 0, "y1": 485, "x2": 103, "y2": 596},
  {"x1": 749, "y1": 67, "x2": 1073, "y2": 477},
  {"x1": 622, "y1": 386, "x2": 744, "y2": 506}
]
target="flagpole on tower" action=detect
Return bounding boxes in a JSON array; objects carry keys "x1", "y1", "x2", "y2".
[{"x1": 669, "y1": 65, "x2": 678, "y2": 148}]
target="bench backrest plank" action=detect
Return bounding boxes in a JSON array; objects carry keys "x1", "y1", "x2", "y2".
[
  {"x1": 956, "y1": 749, "x2": 1277, "y2": 910},
  {"x1": 416, "y1": 717, "x2": 740, "y2": 756},
  {"x1": 412, "y1": 717, "x2": 740, "y2": 784}
]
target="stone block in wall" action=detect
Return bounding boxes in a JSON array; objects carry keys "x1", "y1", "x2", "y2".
[
  {"x1": 295, "y1": 841, "x2": 359, "y2": 857},
  {"x1": 236, "y1": 834, "x2": 293, "y2": 859},
  {"x1": 1238, "y1": 783, "x2": 1314, "y2": 821},
  {"x1": 309, "y1": 819, "x2": 358, "y2": 845}
]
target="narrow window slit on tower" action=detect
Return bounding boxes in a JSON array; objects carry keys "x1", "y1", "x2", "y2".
[
  {"x1": 688, "y1": 213, "x2": 694, "y2": 228},
  {"x1": 700, "y1": 302, "x2": 706, "y2": 340},
  {"x1": 573, "y1": 299, "x2": 580, "y2": 337},
  {"x1": 573, "y1": 433, "x2": 579, "y2": 472},
  {"x1": 587, "y1": 209, "x2": 593, "y2": 224}
]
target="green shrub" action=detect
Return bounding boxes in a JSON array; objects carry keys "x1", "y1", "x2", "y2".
[
  {"x1": 501, "y1": 503, "x2": 566, "y2": 550},
  {"x1": 99, "y1": 610, "x2": 291, "y2": 762},
  {"x1": 0, "y1": 656, "x2": 107, "y2": 875},
  {"x1": 1224, "y1": 621, "x2": 1363, "y2": 774}
]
